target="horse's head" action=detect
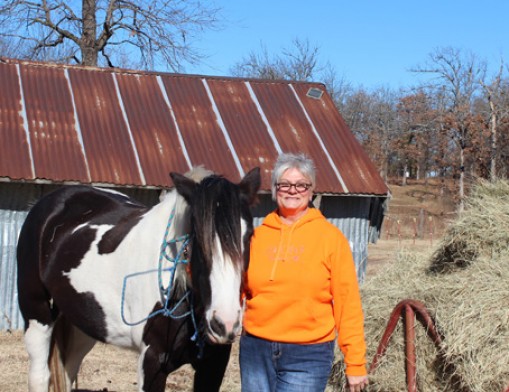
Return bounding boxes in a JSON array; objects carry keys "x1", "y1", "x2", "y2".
[{"x1": 170, "y1": 167, "x2": 260, "y2": 344}]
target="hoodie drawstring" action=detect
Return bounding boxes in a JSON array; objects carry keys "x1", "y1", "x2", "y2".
[{"x1": 269, "y1": 222, "x2": 298, "y2": 281}]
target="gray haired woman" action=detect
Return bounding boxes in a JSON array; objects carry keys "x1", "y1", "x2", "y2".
[{"x1": 240, "y1": 152, "x2": 369, "y2": 392}]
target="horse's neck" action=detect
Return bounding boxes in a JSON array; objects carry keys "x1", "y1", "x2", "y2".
[
  {"x1": 151, "y1": 191, "x2": 191, "y2": 296},
  {"x1": 151, "y1": 190, "x2": 190, "y2": 239}
]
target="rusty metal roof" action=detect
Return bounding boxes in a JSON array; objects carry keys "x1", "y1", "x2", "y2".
[{"x1": 0, "y1": 58, "x2": 388, "y2": 196}]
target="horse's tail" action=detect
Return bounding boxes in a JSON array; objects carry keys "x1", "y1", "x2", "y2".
[{"x1": 48, "y1": 316, "x2": 70, "y2": 391}]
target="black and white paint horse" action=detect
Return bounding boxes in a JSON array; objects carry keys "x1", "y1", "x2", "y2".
[{"x1": 17, "y1": 167, "x2": 260, "y2": 392}]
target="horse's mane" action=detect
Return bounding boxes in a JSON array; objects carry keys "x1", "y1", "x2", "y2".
[
  {"x1": 192, "y1": 175, "x2": 243, "y2": 272},
  {"x1": 169, "y1": 166, "x2": 216, "y2": 293}
]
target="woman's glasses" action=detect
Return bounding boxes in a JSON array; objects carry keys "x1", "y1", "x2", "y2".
[{"x1": 276, "y1": 182, "x2": 312, "y2": 193}]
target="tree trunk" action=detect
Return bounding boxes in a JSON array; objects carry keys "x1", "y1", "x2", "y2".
[
  {"x1": 401, "y1": 161, "x2": 408, "y2": 186},
  {"x1": 458, "y1": 147, "x2": 465, "y2": 213},
  {"x1": 81, "y1": 0, "x2": 98, "y2": 66},
  {"x1": 489, "y1": 101, "x2": 497, "y2": 181}
]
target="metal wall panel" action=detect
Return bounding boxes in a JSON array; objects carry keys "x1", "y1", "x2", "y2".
[
  {"x1": 67, "y1": 68, "x2": 143, "y2": 185},
  {"x1": 0, "y1": 209, "x2": 28, "y2": 331},
  {"x1": 115, "y1": 73, "x2": 191, "y2": 185},
  {"x1": 0, "y1": 62, "x2": 34, "y2": 180},
  {"x1": 20, "y1": 64, "x2": 90, "y2": 182}
]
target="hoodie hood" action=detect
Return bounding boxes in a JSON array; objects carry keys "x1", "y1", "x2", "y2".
[{"x1": 262, "y1": 207, "x2": 324, "y2": 230}]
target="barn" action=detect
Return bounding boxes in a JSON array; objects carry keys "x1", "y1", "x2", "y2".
[{"x1": 0, "y1": 57, "x2": 389, "y2": 331}]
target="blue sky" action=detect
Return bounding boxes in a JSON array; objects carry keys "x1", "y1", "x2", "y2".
[{"x1": 185, "y1": 1, "x2": 509, "y2": 90}]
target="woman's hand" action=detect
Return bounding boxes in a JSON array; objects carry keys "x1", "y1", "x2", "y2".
[{"x1": 346, "y1": 374, "x2": 369, "y2": 392}]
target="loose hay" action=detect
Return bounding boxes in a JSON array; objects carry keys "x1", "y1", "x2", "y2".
[{"x1": 329, "y1": 179, "x2": 509, "y2": 392}]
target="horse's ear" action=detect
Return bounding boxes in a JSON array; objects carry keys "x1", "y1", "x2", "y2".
[
  {"x1": 239, "y1": 167, "x2": 261, "y2": 206},
  {"x1": 170, "y1": 172, "x2": 196, "y2": 204}
]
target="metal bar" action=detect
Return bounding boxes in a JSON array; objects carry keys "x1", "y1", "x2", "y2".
[
  {"x1": 405, "y1": 304, "x2": 417, "y2": 392},
  {"x1": 369, "y1": 301, "x2": 406, "y2": 373}
]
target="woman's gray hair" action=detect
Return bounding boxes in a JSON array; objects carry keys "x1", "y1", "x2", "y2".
[{"x1": 271, "y1": 152, "x2": 316, "y2": 200}]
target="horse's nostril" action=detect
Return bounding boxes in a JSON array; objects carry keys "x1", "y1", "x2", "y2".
[{"x1": 209, "y1": 314, "x2": 227, "y2": 337}]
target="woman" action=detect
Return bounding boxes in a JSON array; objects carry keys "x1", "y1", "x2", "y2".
[{"x1": 240, "y1": 152, "x2": 369, "y2": 392}]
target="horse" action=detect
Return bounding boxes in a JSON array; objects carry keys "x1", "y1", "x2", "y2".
[{"x1": 16, "y1": 166, "x2": 261, "y2": 392}]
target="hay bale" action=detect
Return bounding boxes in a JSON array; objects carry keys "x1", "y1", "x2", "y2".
[
  {"x1": 429, "y1": 180, "x2": 509, "y2": 273},
  {"x1": 329, "y1": 179, "x2": 509, "y2": 392}
]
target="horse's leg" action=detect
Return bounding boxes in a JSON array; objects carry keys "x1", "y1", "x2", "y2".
[
  {"x1": 62, "y1": 324, "x2": 96, "y2": 388},
  {"x1": 193, "y1": 344, "x2": 232, "y2": 392},
  {"x1": 138, "y1": 344, "x2": 169, "y2": 392},
  {"x1": 24, "y1": 320, "x2": 54, "y2": 392}
]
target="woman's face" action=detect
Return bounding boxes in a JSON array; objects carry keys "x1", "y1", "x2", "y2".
[{"x1": 276, "y1": 167, "x2": 313, "y2": 217}]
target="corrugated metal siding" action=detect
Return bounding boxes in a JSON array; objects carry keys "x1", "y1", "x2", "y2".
[
  {"x1": 21, "y1": 64, "x2": 90, "y2": 182},
  {"x1": 115, "y1": 74, "x2": 190, "y2": 185},
  {"x1": 0, "y1": 58, "x2": 389, "y2": 196},
  {"x1": 0, "y1": 63, "x2": 34, "y2": 180},
  {"x1": 0, "y1": 209, "x2": 27, "y2": 331},
  {"x1": 69, "y1": 68, "x2": 144, "y2": 185},
  {"x1": 206, "y1": 79, "x2": 279, "y2": 185},
  {"x1": 320, "y1": 195, "x2": 375, "y2": 282},
  {"x1": 330, "y1": 216, "x2": 370, "y2": 282}
]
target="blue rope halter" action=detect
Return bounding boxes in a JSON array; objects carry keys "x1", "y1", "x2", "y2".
[{"x1": 120, "y1": 205, "x2": 197, "y2": 337}]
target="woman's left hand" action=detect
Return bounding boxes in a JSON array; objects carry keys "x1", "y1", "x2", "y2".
[{"x1": 346, "y1": 374, "x2": 369, "y2": 392}]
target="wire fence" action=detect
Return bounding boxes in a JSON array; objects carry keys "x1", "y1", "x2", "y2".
[{"x1": 383, "y1": 209, "x2": 456, "y2": 246}]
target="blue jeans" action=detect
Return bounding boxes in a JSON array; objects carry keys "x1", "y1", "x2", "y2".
[{"x1": 239, "y1": 333, "x2": 335, "y2": 392}]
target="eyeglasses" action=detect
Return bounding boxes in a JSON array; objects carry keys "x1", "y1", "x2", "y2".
[{"x1": 276, "y1": 182, "x2": 312, "y2": 193}]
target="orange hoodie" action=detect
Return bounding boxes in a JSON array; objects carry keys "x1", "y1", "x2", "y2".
[{"x1": 243, "y1": 208, "x2": 367, "y2": 376}]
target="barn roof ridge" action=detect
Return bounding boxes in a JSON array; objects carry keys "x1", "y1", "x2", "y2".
[{"x1": 0, "y1": 57, "x2": 327, "y2": 87}]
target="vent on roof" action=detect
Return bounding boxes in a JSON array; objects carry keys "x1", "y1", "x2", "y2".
[{"x1": 306, "y1": 87, "x2": 324, "y2": 99}]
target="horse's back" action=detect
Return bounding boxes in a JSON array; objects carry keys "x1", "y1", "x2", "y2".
[{"x1": 17, "y1": 185, "x2": 147, "y2": 330}]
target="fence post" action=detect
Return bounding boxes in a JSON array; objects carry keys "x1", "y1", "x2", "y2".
[{"x1": 428, "y1": 216, "x2": 434, "y2": 246}]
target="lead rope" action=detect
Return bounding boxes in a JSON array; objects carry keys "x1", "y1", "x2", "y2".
[{"x1": 120, "y1": 206, "x2": 201, "y2": 352}]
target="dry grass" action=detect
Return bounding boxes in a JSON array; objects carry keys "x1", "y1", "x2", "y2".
[{"x1": 338, "y1": 179, "x2": 509, "y2": 392}]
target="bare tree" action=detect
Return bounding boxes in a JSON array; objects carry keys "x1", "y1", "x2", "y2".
[
  {"x1": 479, "y1": 61, "x2": 508, "y2": 181},
  {"x1": 0, "y1": 0, "x2": 222, "y2": 71},
  {"x1": 412, "y1": 47, "x2": 486, "y2": 211},
  {"x1": 341, "y1": 87, "x2": 400, "y2": 182},
  {"x1": 230, "y1": 43, "x2": 286, "y2": 80},
  {"x1": 320, "y1": 63, "x2": 353, "y2": 114},
  {"x1": 231, "y1": 38, "x2": 327, "y2": 81},
  {"x1": 396, "y1": 91, "x2": 439, "y2": 183}
]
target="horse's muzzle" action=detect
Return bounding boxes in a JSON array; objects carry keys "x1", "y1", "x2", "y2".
[{"x1": 206, "y1": 310, "x2": 242, "y2": 344}]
